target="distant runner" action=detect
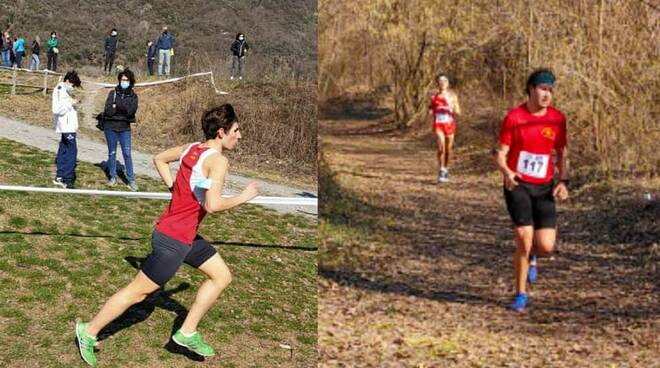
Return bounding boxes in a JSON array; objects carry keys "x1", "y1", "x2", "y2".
[
  {"x1": 494, "y1": 69, "x2": 569, "y2": 312},
  {"x1": 429, "y1": 74, "x2": 461, "y2": 182}
]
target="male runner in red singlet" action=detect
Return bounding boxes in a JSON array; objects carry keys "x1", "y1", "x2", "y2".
[
  {"x1": 75, "y1": 104, "x2": 258, "y2": 365},
  {"x1": 429, "y1": 74, "x2": 462, "y2": 182},
  {"x1": 494, "y1": 69, "x2": 570, "y2": 312}
]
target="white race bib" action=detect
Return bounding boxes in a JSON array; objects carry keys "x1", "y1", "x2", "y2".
[
  {"x1": 435, "y1": 112, "x2": 450, "y2": 124},
  {"x1": 516, "y1": 151, "x2": 550, "y2": 178}
]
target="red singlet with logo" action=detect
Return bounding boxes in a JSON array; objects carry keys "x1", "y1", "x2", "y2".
[
  {"x1": 430, "y1": 92, "x2": 456, "y2": 135},
  {"x1": 499, "y1": 104, "x2": 567, "y2": 185},
  {"x1": 155, "y1": 143, "x2": 215, "y2": 245}
]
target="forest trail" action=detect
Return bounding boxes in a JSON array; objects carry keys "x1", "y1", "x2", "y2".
[{"x1": 318, "y1": 102, "x2": 658, "y2": 367}]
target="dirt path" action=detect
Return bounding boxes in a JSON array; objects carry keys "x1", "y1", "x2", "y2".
[
  {"x1": 0, "y1": 114, "x2": 316, "y2": 216},
  {"x1": 318, "y1": 109, "x2": 658, "y2": 367},
  {"x1": 79, "y1": 79, "x2": 105, "y2": 130}
]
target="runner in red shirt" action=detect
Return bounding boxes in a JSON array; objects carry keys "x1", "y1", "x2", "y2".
[
  {"x1": 429, "y1": 74, "x2": 462, "y2": 182},
  {"x1": 75, "y1": 104, "x2": 258, "y2": 366},
  {"x1": 494, "y1": 69, "x2": 569, "y2": 312}
]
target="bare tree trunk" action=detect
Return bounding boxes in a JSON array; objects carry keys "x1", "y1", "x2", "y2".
[
  {"x1": 595, "y1": 0, "x2": 606, "y2": 175},
  {"x1": 528, "y1": 0, "x2": 533, "y2": 70}
]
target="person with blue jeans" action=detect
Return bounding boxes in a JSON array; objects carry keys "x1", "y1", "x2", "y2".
[
  {"x1": 156, "y1": 26, "x2": 174, "y2": 76},
  {"x1": 101, "y1": 68, "x2": 139, "y2": 191},
  {"x1": 52, "y1": 71, "x2": 82, "y2": 189},
  {"x1": 13, "y1": 36, "x2": 25, "y2": 68},
  {"x1": 30, "y1": 36, "x2": 40, "y2": 70},
  {"x1": 2, "y1": 32, "x2": 13, "y2": 67}
]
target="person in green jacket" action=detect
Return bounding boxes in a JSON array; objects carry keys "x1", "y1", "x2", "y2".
[{"x1": 47, "y1": 31, "x2": 60, "y2": 71}]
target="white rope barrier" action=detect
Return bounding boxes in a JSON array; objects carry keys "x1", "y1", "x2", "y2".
[
  {"x1": 92, "y1": 72, "x2": 229, "y2": 95},
  {"x1": 0, "y1": 66, "x2": 228, "y2": 95},
  {"x1": 0, "y1": 185, "x2": 318, "y2": 207},
  {"x1": 0, "y1": 65, "x2": 64, "y2": 75}
]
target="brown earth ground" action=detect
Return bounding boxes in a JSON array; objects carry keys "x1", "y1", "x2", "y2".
[{"x1": 318, "y1": 98, "x2": 659, "y2": 367}]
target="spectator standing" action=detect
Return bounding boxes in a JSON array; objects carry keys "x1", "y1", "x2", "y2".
[
  {"x1": 156, "y1": 26, "x2": 175, "y2": 77},
  {"x1": 47, "y1": 31, "x2": 60, "y2": 71},
  {"x1": 100, "y1": 69, "x2": 139, "y2": 191},
  {"x1": 52, "y1": 70, "x2": 82, "y2": 189},
  {"x1": 1, "y1": 32, "x2": 12, "y2": 67},
  {"x1": 30, "y1": 35, "x2": 40, "y2": 70},
  {"x1": 146, "y1": 40, "x2": 157, "y2": 76},
  {"x1": 104, "y1": 29, "x2": 119, "y2": 74},
  {"x1": 230, "y1": 33, "x2": 249, "y2": 80},
  {"x1": 13, "y1": 35, "x2": 25, "y2": 68}
]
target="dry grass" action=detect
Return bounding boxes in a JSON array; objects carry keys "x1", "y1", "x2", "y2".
[
  {"x1": 319, "y1": 0, "x2": 659, "y2": 179},
  {"x1": 0, "y1": 68, "x2": 317, "y2": 188},
  {"x1": 1, "y1": 0, "x2": 316, "y2": 80}
]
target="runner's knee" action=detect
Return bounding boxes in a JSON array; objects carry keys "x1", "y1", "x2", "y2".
[
  {"x1": 535, "y1": 239, "x2": 555, "y2": 256},
  {"x1": 211, "y1": 267, "x2": 232, "y2": 289}
]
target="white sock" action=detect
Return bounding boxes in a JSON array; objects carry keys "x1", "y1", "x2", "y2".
[{"x1": 181, "y1": 330, "x2": 196, "y2": 337}]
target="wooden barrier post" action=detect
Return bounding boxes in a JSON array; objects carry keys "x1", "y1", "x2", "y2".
[
  {"x1": 11, "y1": 66, "x2": 17, "y2": 95},
  {"x1": 43, "y1": 71, "x2": 48, "y2": 96}
]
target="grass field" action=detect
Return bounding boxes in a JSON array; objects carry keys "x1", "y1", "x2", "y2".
[{"x1": 0, "y1": 138, "x2": 318, "y2": 367}]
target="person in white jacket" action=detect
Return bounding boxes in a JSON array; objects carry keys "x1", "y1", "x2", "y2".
[{"x1": 52, "y1": 70, "x2": 82, "y2": 188}]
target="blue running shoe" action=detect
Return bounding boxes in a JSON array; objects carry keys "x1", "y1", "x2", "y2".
[
  {"x1": 528, "y1": 255, "x2": 538, "y2": 282},
  {"x1": 512, "y1": 292, "x2": 528, "y2": 312}
]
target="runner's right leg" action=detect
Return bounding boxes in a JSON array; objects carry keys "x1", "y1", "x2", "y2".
[
  {"x1": 435, "y1": 130, "x2": 446, "y2": 181},
  {"x1": 514, "y1": 225, "x2": 534, "y2": 294}
]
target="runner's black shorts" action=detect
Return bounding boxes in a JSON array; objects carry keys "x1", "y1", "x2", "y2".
[
  {"x1": 503, "y1": 180, "x2": 556, "y2": 229},
  {"x1": 141, "y1": 230, "x2": 217, "y2": 286}
]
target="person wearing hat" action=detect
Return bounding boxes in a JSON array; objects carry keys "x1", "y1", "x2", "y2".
[
  {"x1": 494, "y1": 68, "x2": 569, "y2": 312},
  {"x1": 156, "y1": 26, "x2": 175, "y2": 76},
  {"x1": 428, "y1": 74, "x2": 461, "y2": 182},
  {"x1": 103, "y1": 28, "x2": 119, "y2": 74}
]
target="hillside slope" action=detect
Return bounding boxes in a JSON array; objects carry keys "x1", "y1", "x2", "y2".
[{"x1": 1, "y1": 0, "x2": 316, "y2": 78}]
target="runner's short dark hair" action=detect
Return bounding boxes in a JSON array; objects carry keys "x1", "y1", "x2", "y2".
[
  {"x1": 525, "y1": 68, "x2": 555, "y2": 96},
  {"x1": 202, "y1": 104, "x2": 238, "y2": 139}
]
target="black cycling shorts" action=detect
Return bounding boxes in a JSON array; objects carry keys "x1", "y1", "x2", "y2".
[
  {"x1": 504, "y1": 180, "x2": 556, "y2": 229},
  {"x1": 141, "y1": 230, "x2": 217, "y2": 286}
]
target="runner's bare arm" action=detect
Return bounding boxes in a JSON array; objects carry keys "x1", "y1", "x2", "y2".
[
  {"x1": 556, "y1": 146, "x2": 569, "y2": 181},
  {"x1": 451, "y1": 92, "x2": 462, "y2": 116},
  {"x1": 494, "y1": 144, "x2": 520, "y2": 190},
  {"x1": 203, "y1": 154, "x2": 258, "y2": 213},
  {"x1": 153, "y1": 144, "x2": 188, "y2": 189},
  {"x1": 553, "y1": 146, "x2": 569, "y2": 199}
]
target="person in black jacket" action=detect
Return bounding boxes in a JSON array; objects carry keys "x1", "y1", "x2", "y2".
[
  {"x1": 102, "y1": 68, "x2": 139, "y2": 191},
  {"x1": 103, "y1": 29, "x2": 119, "y2": 74},
  {"x1": 30, "y1": 35, "x2": 40, "y2": 70},
  {"x1": 230, "y1": 33, "x2": 249, "y2": 80}
]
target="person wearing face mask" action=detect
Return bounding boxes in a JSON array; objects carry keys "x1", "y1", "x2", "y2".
[
  {"x1": 75, "y1": 104, "x2": 258, "y2": 366},
  {"x1": 100, "y1": 68, "x2": 139, "y2": 191},
  {"x1": 156, "y1": 26, "x2": 175, "y2": 77},
  {"x1": 103, "y1": 28, "x2": 119, "y2": 74},
  {"x1": 229, "y1": 33, "x2": 249, "y2": 80},
  {"x1": 52, "y1": 70, "x2": 82, "y2": 189},
  {"x1": 47, "y1": 31, "x2": 60, "y2": 71}
]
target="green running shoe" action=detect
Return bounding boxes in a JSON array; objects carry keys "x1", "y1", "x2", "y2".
[
  {"x1": 75, "y1": 321, "x2": 97, "y2": 366},
  {"x1": 172, "y1": 329, "x2": 216, "y2": 356}
]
